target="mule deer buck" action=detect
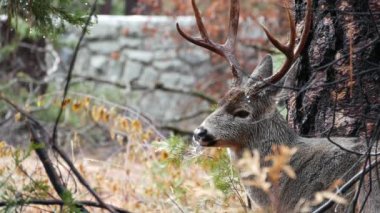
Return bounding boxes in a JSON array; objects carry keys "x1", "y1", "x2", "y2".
[{"x1": 177, "y1": 0, "x2": 379, "y2": 212}]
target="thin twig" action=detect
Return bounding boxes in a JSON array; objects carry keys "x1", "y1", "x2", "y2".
[
  {"x1": 228, "y1": 176, "x2": 249, "y2": 212},
  {"x1": 27, "y1": 124, "x2": 89, "y2": 213},
  {"x1": 52, "y1": 0, "x2": 97, "y2": 146},
  {"x1": 0, "y1": 199, "x2": 130, "y2": 213},
  {"x1": 312, "y1": 159, "x2": 380, "y2": 213},
  {"x1": 165, "y1": 193, "x2": 185, "y2": 213}
]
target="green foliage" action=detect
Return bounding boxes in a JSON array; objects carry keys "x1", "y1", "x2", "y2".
[
  {"x1": 196, "y1": 149, "x2": 239, "y2": 195},
  {"x1": 62, "y1": 190, "x2": 82, "y2": 213},
  {"x1": 0, "y1": 0, "x2": 92, "y2": 39},
  {"x1": 0, "y1": 184, "x2": 18, "y2": 212},
  {"x1": 150, "y1": 136, "x2": 188, "y2": 201},
  {"x1": 22, "y1": 180, "x2": 50, "y2": 199},
  {"x1": 0, "y1": 42, "x2": 18, "y2": 61},
  {"x1": 154, "y1": 135, "x2": 239, "y2": 196},
  {"x1": 12, "y1": 142, "x2": 42, "y2": 167},
  {"x1": 153, "y1": 135, "x2": 187, "y2": 167}
]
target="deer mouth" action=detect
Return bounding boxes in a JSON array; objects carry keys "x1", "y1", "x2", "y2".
[
  {"x1": 193, "y1": 135, "x2": 217, "y2": 147},
  {"x1": 198, "y1": 139, "x2": 218, "y2": 147}
]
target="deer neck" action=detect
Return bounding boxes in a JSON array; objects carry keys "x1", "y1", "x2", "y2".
[{"x1": 230, "y1": 111, "x2": 298, "y2": 160}]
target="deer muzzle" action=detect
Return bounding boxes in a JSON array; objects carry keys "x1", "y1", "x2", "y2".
[{"x1": 193, "y1": 127, "x2": 217, "y2": 146}]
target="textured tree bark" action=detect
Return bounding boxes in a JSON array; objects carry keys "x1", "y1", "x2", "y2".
[{"x1": 288, "y1": 0, "x2": 380, "y2": 139}]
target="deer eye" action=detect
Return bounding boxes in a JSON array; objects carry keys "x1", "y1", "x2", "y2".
[{"x1": 233, "y1": 110, "x2": 250, "y2": 118}]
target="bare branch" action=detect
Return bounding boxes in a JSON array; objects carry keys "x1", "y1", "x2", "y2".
[
  {"x1": 52, "y1": 0, "x2": 97, "y2": 146},
  {"x1": 0, "y1": 199, "x2": 130, "y2": 213},
  {"x1": 0, "y1": 95, "x2": 119, "y2": 213}
]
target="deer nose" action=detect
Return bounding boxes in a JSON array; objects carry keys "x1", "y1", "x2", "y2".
[{"x1": 193, "y1": 127, "x2": 208, "y2": 141}]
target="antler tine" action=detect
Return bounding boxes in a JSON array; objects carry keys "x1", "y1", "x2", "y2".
[
  {"x1": 226, "y1": 0, "x2": 240, "y2": 49},
  {"x1": 176, "y1": 0, "x2": 220, "y2": 56},
  {"x1": 287, "y1": 8, "x2": 297, "y2": 51},
  {"x1": 176, "y1": 23, "x2": 220, "y2": 56},
  {"x1": 191, "y1": 0, "x2": 210, "y2": 41},
  {"x1": 258, "y1": 0, "x2": 312, "y2": 86},
  {"x1": 176, "y1": 0, "x2": 243, "y2": 86},
  {"x1": 260, "y1": 25, "x2": 289, "y2": 55}
]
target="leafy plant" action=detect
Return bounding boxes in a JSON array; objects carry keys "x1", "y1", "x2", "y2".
[{"x1": 0, "y1": 0, "x2": 92, "y2": 39}]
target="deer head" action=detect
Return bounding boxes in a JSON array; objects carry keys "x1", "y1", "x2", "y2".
[{"x1": 177, "y1": 0, "x2": 312, "y2": 152}]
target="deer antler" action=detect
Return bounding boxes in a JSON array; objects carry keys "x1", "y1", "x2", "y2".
[
  {"x1": 176, "y1": 0, "x2": 243, "y2": 86},
  {"x1": 255, "y1": 0, "x2": 312, "y2": 89}
]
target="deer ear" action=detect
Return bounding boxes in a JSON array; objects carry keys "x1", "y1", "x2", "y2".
[
  {"x1": 250, "y1": 55, "x2": 273, "y2": 80},
  {"x1": 245, "y1": 55, "x2": 273, "y2": 88},
  {"x1": 263, "y1": 57, "x2": 301, "y2": 99}
]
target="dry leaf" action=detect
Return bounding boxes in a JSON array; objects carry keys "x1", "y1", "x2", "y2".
[
  {"x1": 265, "y1": 145, "x2": 297, "y2": 183},
  {"x1": 14, "y1": 112, "x2": 22, "y2": 122}
]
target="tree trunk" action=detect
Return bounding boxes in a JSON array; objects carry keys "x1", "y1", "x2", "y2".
[{"x1": 288, "y1": 0, "x2": 380, "y2": 139}]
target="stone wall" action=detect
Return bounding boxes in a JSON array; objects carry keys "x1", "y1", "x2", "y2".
[{"x1": 60, "y1": 15, "x2": 263, "y2": 132}]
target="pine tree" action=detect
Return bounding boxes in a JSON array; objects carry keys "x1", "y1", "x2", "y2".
[
  {"x1": 0, "y1": 0, "x2": 93, "y2": 93},
  {"x1": 1, "y1": 0, "x2": 92, "y2": 40}
]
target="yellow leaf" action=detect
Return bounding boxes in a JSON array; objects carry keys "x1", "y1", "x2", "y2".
[
  {"x1": 79, "y1": 163, "x2": 86, "y2": 176},
  {"x1": 282, "y1": 165, "x2": 296, "y2": 179},
  {"x1": 131, "y1": 119, "x2": 142, "y2": 132},
  {"x1": 0, "y1": 141, "x2": 7, "y2": 149},
  {"x1": 37, "y1": 96, "x2": 44, "y2": 107},
  {"x1": 318, "y1": 191, "x2": 347, "y2": 204},
  {"x1": 82, "y1": 97, "x2": 91, "y2": 109},
  {"x1": 112, "y1": 182, "x2": 118, "y2": 193},
  {"x1": 142, "y1": 130, "x2": 153, "y2": 141},
  {"x1": 15, "y1": 112, "x2": 22, "y2": 122},
  {"x1": 265, "y1": 145, "x2": 297, "y2": 183},
  {"x1": 119, "y1": 117, "x2": 130, "y2": 132},
  {"x1": 91, "y1": 106, "x2": 100, "y2": 122},
  {"x1": 109, "y1": 129, "x2": 116, "y2": 140},
  {"x1": 99, "y1": 107, "x2": 110, "y2": 123},
  {"x1": 160, "y1": 151, "x2": 169, "y2": 160},
  {"x1": 236, "y1": 150, "x2": 272, "y2": 192},
  {"x1": 61, "y1": 98, "x2": 71, "y2": 108},
  {"x1": 310, "y1": 191, "x2": 347, "y2": 206},
  {"x1": 72, "y1": 101, "x2": 82, "y2": 112},
  {"x1": 109, "y1": 107, "x2": 117, "y2": 120}
]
